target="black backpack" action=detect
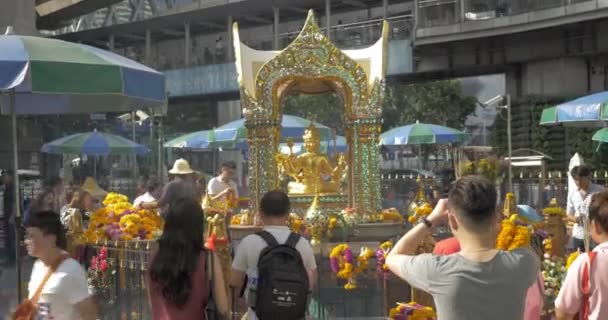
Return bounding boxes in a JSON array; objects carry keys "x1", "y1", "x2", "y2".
[{"x1": 253, "y1": 231, "x2": 310, "y2": 320}]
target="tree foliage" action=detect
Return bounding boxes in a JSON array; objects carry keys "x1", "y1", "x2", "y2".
[
  {"x1": 383, "y1": 80, "x2": 476, "y2": 131},
  {"x1": 281, "y1": 80, "x2": 476, "y2": 136},
  {"x1": 283, "y1": 93, "x2": 344, "y2": 135}
]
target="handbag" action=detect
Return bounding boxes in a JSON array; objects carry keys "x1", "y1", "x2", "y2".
[
  {"x1": 577, "y1": 251, "x2": 597, "y2": 320},
  {"x1": 12, "y1": 254, "x2": 68, "y2": 320},
  {"x1": 206, "y1": 250, "x2": 218, "y2": 320}
]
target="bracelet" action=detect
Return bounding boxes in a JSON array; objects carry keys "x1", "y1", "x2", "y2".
[{"x1": 420, "y1": 217, "x2": 432, "y2": 228}]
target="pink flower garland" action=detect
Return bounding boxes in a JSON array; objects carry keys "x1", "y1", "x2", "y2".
[
  {"x1": 329, "y1": 244, "x2": 354, "y2": 278},
  {"x1": 376, "y1": 247, "x2": 390, "y2": 279}
]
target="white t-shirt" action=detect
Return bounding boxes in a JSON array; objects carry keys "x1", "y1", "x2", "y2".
[
  {"x1": 133, "y1": 192, "x2": 156, "y2": 208},
  {"x1": 28, "y1": 257, "x2": 91, "y2": 320},
  {"x1": 207, "y1": 177, "x2": 238, "y2": 202},
  {"x1": 232, "y1": 226, "x2": 317, "y2": 320},
  {"x1": 567, "y1": 184, "x2": 604, "y2": 239}
]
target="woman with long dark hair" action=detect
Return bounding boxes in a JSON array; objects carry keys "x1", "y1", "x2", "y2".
[{"x1": 146, "y1": 197, "x2": 210, "y2": 319}]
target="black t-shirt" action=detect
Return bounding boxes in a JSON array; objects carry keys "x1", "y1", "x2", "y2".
[
  {"x1": 2, "y1": 183, "x2": 14, "y2": 219},
  {"x1": 157, "y1": 178, "x2": 198, "y2": 218}
]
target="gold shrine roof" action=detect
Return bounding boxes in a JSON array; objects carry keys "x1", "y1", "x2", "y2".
[{"x1": 232, "y1": 9, "x2": 389, "y2": 100}]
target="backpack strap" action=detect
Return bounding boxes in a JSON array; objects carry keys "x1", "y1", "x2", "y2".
[
  {"x1": 285, "y1": 232, "x2": 301, "y2": 248},
  {"x1": 256, "y1": 231, "x2": 279, "y2": 246},
  {"x1": 580, "y1": 251, "x2": 597, "y2": 320}
]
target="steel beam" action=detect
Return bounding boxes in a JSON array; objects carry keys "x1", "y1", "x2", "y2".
[
  {"x1": 145, "y1": 29, "x2": 151, "y2": 65},
  {"x1": 383, "y1": 0, "x2": 388, "y2": 19},
  {"x1": 185, "y1": 22, "x2": 190, "y2": 66},
  {"x1": 194, "y1": 21, "x2": 224, "y2": 29},
  {"x1": 160, "y1": 28, "x2": 184, "y2": 36},
  {"x1": 227, "y1": 15, "x2": 233, "y2": 61},
  {"x1": 121, "y1": 33, "x2": 145, "y2": 40},
  {"x1": 342, "y1": 0, "x2": 367, "y2": 9},
  {"x1": 130, "y1": 0, "x2": 146, "y2": 21},
  {"x1": 325, "y1": 0, "x2": 331, "y2": 39},
  {"x1": 273, "y1": 6, "x2": 280, "y2": 50},
  {"x1": 242, "y1": 15, "x2": 273, "y2": 24},
  {"x1": 103, "y1": 6, "x2": 115, "y2": 26},
  {"x1": 283, "y1": 6, "x2": 308, "y2": 14},
  {"x1": 109, "y1": 34, "x2": 115, "y2": 50}
]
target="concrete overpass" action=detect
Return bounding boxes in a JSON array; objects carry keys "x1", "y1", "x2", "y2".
[{"x1": 407, "y1": 0, "x2": 608, "y2": 100}]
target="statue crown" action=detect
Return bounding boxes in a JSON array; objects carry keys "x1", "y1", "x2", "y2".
[{"x1": 304, "y1": 122, "x2": 321, "y2": 140}]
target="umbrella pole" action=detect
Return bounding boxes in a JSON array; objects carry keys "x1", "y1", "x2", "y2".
[
  {"x1": 9, "y1": 89, "x2": 23, "y2": 302},
  {"x1": 418, "y1": 145, "x2": 423, "y2": 171},
  {"x1": 131, "y1": 111, "x2": 137, "y2": 194}
]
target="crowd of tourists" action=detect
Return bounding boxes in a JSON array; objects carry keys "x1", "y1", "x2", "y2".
[{"x1": 2, "y1": 159, "x2": 607, "y2": 320}]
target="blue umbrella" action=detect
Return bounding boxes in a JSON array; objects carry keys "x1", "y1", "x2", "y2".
[
  {"x1": 540, "y1": 91, "x2": 608, "y2": 127},
  {"x1": 210, "y1": 114, "x2": 332, "y2": 149},
  {"x1": 516, "y1": 204, "x2": 543, "y2": 223},
  {"x1": 41, "y1": 131, "x2": 150, "y2": 156}
]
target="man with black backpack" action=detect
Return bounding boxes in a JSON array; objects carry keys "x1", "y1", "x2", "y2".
[{"x1": 230, "y1": 191, "x2": 317, "y2": 320}]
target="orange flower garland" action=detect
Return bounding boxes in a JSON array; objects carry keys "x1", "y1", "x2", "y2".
[{"x1": 496, "y1": 214, "x2": 532, "y2": 251}]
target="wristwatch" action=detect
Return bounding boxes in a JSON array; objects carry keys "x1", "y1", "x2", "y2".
[{"x1": 420, "y1": 217, "x2": 432, "y2": 228}]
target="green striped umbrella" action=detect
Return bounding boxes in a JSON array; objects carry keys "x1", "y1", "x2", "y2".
[
  {"x1": 593, "y1": 128, "x2": 608, "y2": 143},
  {"x1": 0, "y1": 34, "x2": 166, "y2": 114},
  {"x1": 539, "y1": 92, "x2": 608, "y2": 127},
  {"x1": 41, "y1": 131, "x2": 149, "y2": 155},
  {"x1": 210, "y1": 115, "x2": 332, "y2": 149},
  {"x1": 164, "y1": 130, "x2": 214, "y2": 149},
  {"x1": 379, "y1": 121, "x2": 467, "y2": 146}
]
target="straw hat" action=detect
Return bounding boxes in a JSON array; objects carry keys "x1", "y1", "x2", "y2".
[
  {"x1": 82, "y1": 177, "x2": 108, "y2": 200},
  {"x1": 169, "y1": 158, "x2": 194, "y2": 175}
]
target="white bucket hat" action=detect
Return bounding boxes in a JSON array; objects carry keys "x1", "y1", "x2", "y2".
[{"x1": 169, "y1": 158, "x2": 194, "y2": 175}]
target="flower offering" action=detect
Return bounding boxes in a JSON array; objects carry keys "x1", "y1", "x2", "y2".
[
  {"x1": 496, "y1": 214, "x2": 532, "y2": 251},
  {"x1": 389, "y1": 302, "x2": 436, "y2": 320},
  {"x1": 85, "y1": 192, "x2": 163, "y2": 242}
]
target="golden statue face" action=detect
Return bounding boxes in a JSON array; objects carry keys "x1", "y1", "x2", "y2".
[{"x1": 303, "y1": 123, "x2": 321, "y2": 152}]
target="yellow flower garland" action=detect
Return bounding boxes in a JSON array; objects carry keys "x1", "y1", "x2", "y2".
[
  {"x1": 354, "y1": 246, "x2": 374, "y2": 274},
  {"x1": 379, "y1": 241, "x2": 393, "y2": 271},
  {"x1": 382, "y1": 208, "x2": 404, "y2": 223},
  {"x1": 329, "y1": 244, "x2": 354, "y2": 280},
  {"x1": 329, "y1": 244, "x2": 375, "y2": 290},
  {"x1": 496, "y1": 214, "x2": 532, "y2": 251},
  {"x1": 566, "y1": 251, "x2": 580, "y2": 270},
  {"x1": 408, "y1": 203, "x2": 433, "y2": 224},
  {"x1": 389, "y1": 302, "x2": 437, "y2": 320}
]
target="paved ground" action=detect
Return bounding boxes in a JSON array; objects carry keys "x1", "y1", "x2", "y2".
[{"x1": 0, "y1": 259, "x2": 33, "y2": 319}]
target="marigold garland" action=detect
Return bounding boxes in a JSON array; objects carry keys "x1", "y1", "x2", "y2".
[
  {"x1": 354, "y1": 246, "x2": 375, "y2": 273},
  {"x1": 382, "y1": 208, "x2": 404, "y2": 223},
  {"x1": 376, "y1": 241, "x2": 393, "y2": 279},
  {"x1": 566, "y1": 251, "x2": 580, "y2": 270},
  {"x1": 496, "y1": 214, "x2": 532, "y2": 251},
  {"x1": 408, "y1": 203, "x2": 433, "y2": 224},
  {"x1": 329, "y1": 244, "x2": 375, "y2": 290},
  {"x1": 85, "y1": 193, "x2": 162, "y2": 242},
  {"x1": 329, "y1": 244, "x2": 354, "y2": 281},
  {"x1": 389, "y1": 302, "x2": 437, "y2": 320}
]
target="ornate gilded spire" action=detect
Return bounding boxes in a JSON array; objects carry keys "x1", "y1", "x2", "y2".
[{"x1": 503, "y1": 193, "x2": 517, "y2": 217}]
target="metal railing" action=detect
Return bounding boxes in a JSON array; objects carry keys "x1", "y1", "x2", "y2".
[
  {"x1": 242, "y1": 15, "x2": 412, "y2": 51},
  {"x1": 153, "y1": 15, "x2": 412, "y2": 70},
  {"x1": 417, "y1": 0, "x2": 596, "y2": 28},
  {"x1": 87, "y1": 241, "x2": 152, "y2": 320}
]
